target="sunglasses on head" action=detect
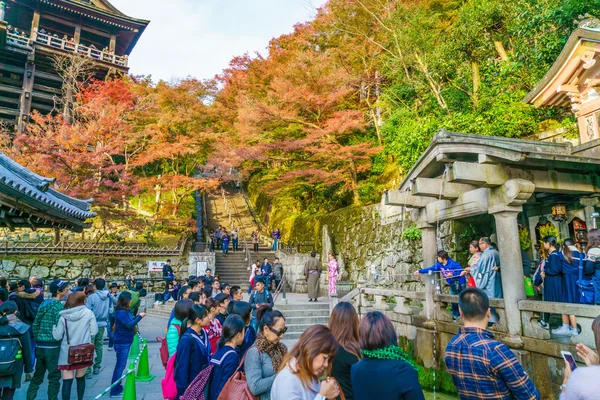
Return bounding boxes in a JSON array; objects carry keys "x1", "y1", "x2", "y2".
[{"x1": 268, "y1": 326, "x2": 288, "y2": 337}]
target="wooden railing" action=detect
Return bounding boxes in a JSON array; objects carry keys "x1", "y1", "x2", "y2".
[
  {"x1": 0, "y1": 238, "x2": 187, "y2": 257},
  {"x1": 6, "y1": 31, "x2": 128, "y2": 67},
  {"x1": 6, "y1": 32, "x2": 31, "y2": 47}
]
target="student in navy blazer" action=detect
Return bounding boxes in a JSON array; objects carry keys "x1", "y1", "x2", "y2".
[
  {"x1": 174, "y1": 305, "x2": 212, "y2": 397},
  {"x1": 208, "y1": 315, "x2": 246, "y2": 400}
]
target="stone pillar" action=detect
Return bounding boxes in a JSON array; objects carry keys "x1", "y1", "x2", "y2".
[
  {"x1": 580, "y1": 197, "x2": 599, "y2": 229},
  {"x1": 492, "y1": 210, "x2": 525, "y2": 339},
  {"x1": 421, "y1": 227, "x2": 437, "y2": 321},
  {"x1": 488, "y1": 179, "x2": 534, "y2": 344}
]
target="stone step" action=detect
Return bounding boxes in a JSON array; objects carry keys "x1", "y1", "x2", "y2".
[
  {"x1": 286, "y1": 322, "x2": 327, "y2": 332},
  {"x1": 285, "y1": 316, "x2": 329, "y2": 325},
  {"x1": 275, "y1": 302, "x2": 329, "y2": 311},
  {"x1": 276, "y1": 309, "x2": 330, "y2": 317}
]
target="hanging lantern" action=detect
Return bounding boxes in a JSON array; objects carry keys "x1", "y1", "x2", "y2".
[{"x1": 551, "y1": 204, "x2": 567, "y2": 221}]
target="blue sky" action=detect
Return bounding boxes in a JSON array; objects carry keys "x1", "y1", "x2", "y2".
[{"x1": 110, "y1": 0, "x2": 328, "y2": 82}]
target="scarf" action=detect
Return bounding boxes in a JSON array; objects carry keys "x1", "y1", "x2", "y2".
[
  {"x1": 254, "y1": 333, "x2": 287, "y2": 372},
  {"x1": 361, "y1": 345, "x2": 418, "y2": 371}
]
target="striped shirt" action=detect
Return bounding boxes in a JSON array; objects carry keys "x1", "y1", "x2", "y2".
[{"x1": 445, "y1": 327, "x2": 539, "y2": 400}]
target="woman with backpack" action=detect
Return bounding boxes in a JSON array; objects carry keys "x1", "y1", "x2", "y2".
[
  {"x1": 0, "y1": 301, "x2": 33, "y2": 400},
  {"x1": 167, "y1": 299, "x2": 193, "y2": 357},
  {"x1": 208, "y1": 314, "x2": 246, "y2": 400},
  {"x1": 175, "y1": 304, "x2": 212, "y2": 397},
  {"x1": 109, "y1": 291, "x2": 146, "y2": 398},
  {"x1": 52, "y1": 291, "x2": 98, "y2": 400},
  {"x1": 245, "y1": 305, "x2": 288, "y2": 400}
]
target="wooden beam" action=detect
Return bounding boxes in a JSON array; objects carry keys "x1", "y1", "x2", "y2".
[
  {"x1": 32, "y1": 83, "x2": 61, "y2": 95},
  {"x1": 35, "y1": 70, "x2": 63, "y2": 83},
  {"x1": 0, "y1": 84, "x2": 23, "y2": 95},
  {"x1": 385, "y1": 190, "x2": 435, "y2": 208},
  {"x1": 32, "y1": 91, "x2": 57, "y2": 102},
  {"x1": 449, "y1": 161, "x2": 600, "y2": 193},
  {"x1": 412, "y1": 178, "x2": 476, "y2": 200},
  {"x1": 0, "y1": 63, "x2": 25, "y2": 74},
  {"x1": 0, "y1": 106, "x2": 20, "y2": 116},
  {"x1": 0, "y1": 96, "x2": 20, "y2": 105},
  {"x1": 557, "y1": 84, "x2": 579, "y2": 94}
]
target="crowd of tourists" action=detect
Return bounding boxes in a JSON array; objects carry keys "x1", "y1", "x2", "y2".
[
  {"x1": 209, "y1": 226, "x2": 239, "y2": 254},
  {"x1": 412, "y1": 231, "x2": 600, "y2": 336},
  {"x1": 0, "y1": 275, "x2": 149, "y2": 399}
]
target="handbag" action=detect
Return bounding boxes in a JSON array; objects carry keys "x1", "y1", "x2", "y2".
[
  {"x1": 217, "y1": 350, "x2": 258, "y2": 400},
  {"x1": 466, "y1": 275, "x2": 476, "y2": 288},
  {"x1": 524, "y1": 277, "x2": 535, "y2": 297},
  {"x1": 577, "y1": 254, "x2": 595, "y2": 305},
  {"x1": 65, "y1": 320, "x2": 94, "y2": 365}
]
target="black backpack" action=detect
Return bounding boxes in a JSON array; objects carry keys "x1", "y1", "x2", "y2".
[{"x1": 0, "y1": 337, "x2": 22, "y2": 377}]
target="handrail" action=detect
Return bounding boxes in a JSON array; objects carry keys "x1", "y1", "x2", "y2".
[
  {"x1": 6, "y1": 32, "x2": 31, "y2": 47},
  {"x1": 272, "y1": 274, "x2": 286, "y2": 303}
]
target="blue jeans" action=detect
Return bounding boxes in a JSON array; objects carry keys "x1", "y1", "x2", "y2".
[
  {"x1": 110, "y1": 343, "x2": 131, "y2": 395},
  {"x1": 449, "y1": 285, "x2": 462, "y2": 319},
  {"x1": 222, "y1": 242, "x2": 229, "y2": 255},
  {"x1": 107, "y1": 315, "x2": 115, "y2": 348},
  {"x1": 232, "y1": 238, "x2": 239, "y2": 251},
  {"x1": 272, "y1": 239, "x2": 279, "y2": 251}
]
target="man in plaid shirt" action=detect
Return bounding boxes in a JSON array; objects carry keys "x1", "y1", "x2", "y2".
[
  {"x1": 445, "y1": 288, "x2": 539, "y2": 400},
  {"x1": 26, "y1": 279, "x2": 69, "y2": 400}
]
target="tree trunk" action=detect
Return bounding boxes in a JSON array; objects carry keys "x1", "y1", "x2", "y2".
[
  {"x1": 414, "y1": 52, "x2": 448, "y2": 111},
  {"x1": 471, "y1": 61, "x2": 480, "y2": 107},
  {"x1": 494, "y1": 40, "x2": 509, "y2": 61}
]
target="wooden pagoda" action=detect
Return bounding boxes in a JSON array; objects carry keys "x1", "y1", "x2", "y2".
[{"x1": 0, "y1": 0, "x2": 149, "y2": 130}]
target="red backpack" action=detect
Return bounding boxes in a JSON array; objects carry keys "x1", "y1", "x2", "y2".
[{"x1": 158, "y1": 324, "x2": 181, "y2": 369}]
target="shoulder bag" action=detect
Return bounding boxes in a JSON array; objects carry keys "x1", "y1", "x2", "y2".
[
  {"x1": 65, "y1": 320, "x2": 95, "y2": 365},
  {"x1": 217, "y1": 350, "x2": 258, "y2": 400}
]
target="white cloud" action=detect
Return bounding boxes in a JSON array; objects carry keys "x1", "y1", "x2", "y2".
[{"x1": 110, "y1": 0, "x2": 328, "y2": 82}]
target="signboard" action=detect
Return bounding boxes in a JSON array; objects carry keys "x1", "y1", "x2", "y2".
[
  {"x1": 195, "y1": 261, "x2": 208, "y2": 277},
  {"x1": 147, "y1": 260, "x2": 166, "y2": 273}
]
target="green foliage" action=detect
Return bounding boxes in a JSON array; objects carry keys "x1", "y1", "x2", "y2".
[
  {"x1": 402, "y1": 225, "x2": 423, "y2": 241},
  {"x1": 519, "y1": 227, "x2": 532, "y2": 251}
]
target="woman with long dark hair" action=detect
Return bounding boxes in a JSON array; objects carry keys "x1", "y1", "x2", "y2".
[
  {"x1": 230, "y1": 300, "x2": 256, "y2": 354},
  {"x1": 271, "y1": 325, "x2": 340, "y2": 400},
  {"x1": 175, "y1": 305, "x2": 212, "y2": 397},
  {"x1": 584, "y1": 228, "x2": 600, "y2": 304},
  {"x1": 561, "y1": 238, "x2": 583, "y2": 336},
  {"x1": 109, "y1": 291, "x2": 145, "y2": 397},
  {"x1": 330, "y1": 302, "x2": 361, "y2": 400},
  {"x1": 53, "y1": 291, "x2": 97, "y2": 400},
  {"x1": 208, "y1": 314, "x2": 246, "y2": 400},
  {"x1": 351, "y1": 311, "x2": 423, "y2": 400},
  {"x1": 0, "y1": 301, "x2": 33, "y2": 400},
  {"x1": 245, "y1": 305, "x2": 288, "y2": 399},
  {"x1": 542, "y1": 236, "x2": 569, "y2": 336}
]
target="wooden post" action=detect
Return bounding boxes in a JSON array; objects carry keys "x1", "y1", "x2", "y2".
[
  {"x1": 109, "y1": 34, "x2": 116, "y2": 53},
  {"x1": 74, "y1": 25, "x2": 81, "y2": 44},
  {"x1": 53, "y1": 228, "x2": 60, "y2": 244},
  {"x1": 18, "y1": 60, "x2": 35, "y2": 132},
  {"x1": 30, "y1": 10, "x2": 40, "y2": 40}
]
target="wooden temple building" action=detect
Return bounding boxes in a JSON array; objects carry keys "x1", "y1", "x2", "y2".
[
  {"x1": 0, "y1": 151, "x2": 95, "y2": 232},
  {"x1": 0, "y1": 0, "x2": 149, "y2": 130}
]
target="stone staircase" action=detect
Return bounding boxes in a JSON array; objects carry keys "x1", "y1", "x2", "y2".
[
  {"x1": 214, "y1": 246, "x2": 274, "y2": 289},
  {"x1": 275, "y1": 300, "x2": 330, "y2": 341},
  {"x1": 145, "y1": 301, "x2": 177, "y2": 319}
]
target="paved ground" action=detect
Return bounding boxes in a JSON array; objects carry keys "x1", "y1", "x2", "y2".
[{"x1": 15, "y1": 315, "x2": 167, "y2": 400}]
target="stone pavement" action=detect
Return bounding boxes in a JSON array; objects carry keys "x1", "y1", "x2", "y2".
[{"x1": 15, "y1": 315, "x2": 167, "y2": 400}]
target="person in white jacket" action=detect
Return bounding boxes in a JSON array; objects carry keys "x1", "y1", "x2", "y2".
[{"x1": 53, "y1": 291, "x2": 97, "y2": 400}]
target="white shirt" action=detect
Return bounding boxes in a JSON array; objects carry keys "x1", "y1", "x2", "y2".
[{"x1": 270, "y1": 358, "x2": 325, "y2": 400}]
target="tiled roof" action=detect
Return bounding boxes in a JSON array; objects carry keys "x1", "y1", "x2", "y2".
[{"x1": 0, "y1": 152, "x2": 96, "y2": 222}]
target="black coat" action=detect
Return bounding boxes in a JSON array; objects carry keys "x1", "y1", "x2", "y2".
[{"x1": 0, "y1": 319, "x2": 33, "y2": 389}]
